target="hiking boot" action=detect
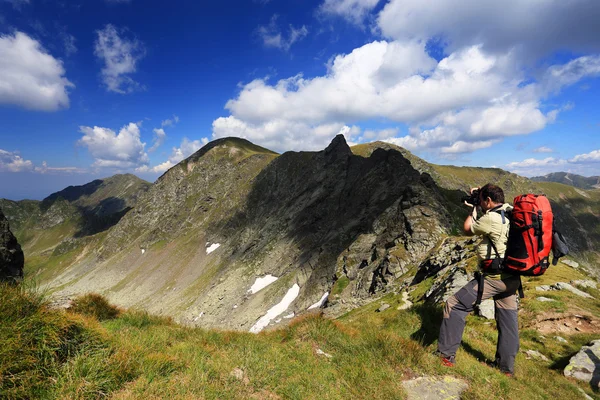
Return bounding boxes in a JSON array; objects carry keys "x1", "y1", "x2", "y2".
[
  {"x1": 502, "y1": 371, "x2": 514, "y2": 378},
  {"x1": 440, "y1": 355, "x2": 455, "y2": 367}
]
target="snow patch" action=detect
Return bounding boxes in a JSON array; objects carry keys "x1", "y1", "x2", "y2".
[
  {"x1": 250, "y1": 284, "x2": 300, "y2": 333},
  {"x1": 308, "y1": 292, "x2": 329, "y2": 310},
  {"x1": 206, "y1": 243, "x2": 221, "y2": 254},
  {"x1": 283, "y1": 313, "x2": 295, "y2": 319},
  {"x1": 248, "y1": 274, "x2": 279, "y2": 294},
  {"x1": 141, "y1": 249, "x2": 145, "y2": 255}
]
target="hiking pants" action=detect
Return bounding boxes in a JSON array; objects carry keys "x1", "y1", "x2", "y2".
[{"x1": 437, "y1": 275, "x2": 521, "y2": 373}]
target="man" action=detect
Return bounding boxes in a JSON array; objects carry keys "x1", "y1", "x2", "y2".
[{"x1": 437, "y1": 183, "x2": 520, "y2": 376}]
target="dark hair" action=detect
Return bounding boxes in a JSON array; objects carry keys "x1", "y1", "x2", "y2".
[{"x1": 480, "y1": 183, "x2": 505, "y2": 204}]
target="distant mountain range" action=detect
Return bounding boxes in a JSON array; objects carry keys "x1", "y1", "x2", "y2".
[
  {"x1": 531, "y1": 172, "x2": 600, "y2": 190},
  {"x1": 1, "y1": 137, "x2": 599, "y2": 332}
]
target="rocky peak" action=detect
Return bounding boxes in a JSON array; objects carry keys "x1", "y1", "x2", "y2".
[{"x1": 0, "y1": 208, "x2": 24, "y2": 283}]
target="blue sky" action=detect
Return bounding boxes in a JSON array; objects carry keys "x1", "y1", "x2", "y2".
[{"x1": 1, "y1": 0, "x2": 600, "y2": 200}]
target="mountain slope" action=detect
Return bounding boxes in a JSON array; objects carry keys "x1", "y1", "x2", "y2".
[
  {"x1": 0, "y1": 174, "x2": 151, "y2": 282},
  {"x1": 532, "y1": 172, "x2": 600, "y2": 190},
  {"x1": 35, "y1": 136, "x2": 452, "y2": 331}
]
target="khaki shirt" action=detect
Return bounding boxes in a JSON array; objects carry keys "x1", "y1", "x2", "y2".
[{"x1": 471, "y1": 203, "x2": 512, "y2": 279}]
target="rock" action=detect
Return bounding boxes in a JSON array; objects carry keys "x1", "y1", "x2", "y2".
[
  {"x1": 476, "y1": 298, "x2": 495, "y2": 319},
  {"x1": 401, "y1": 375, "x2": 468, "y2": 400},
  {"x1": 552, "y1": 282, "x2": 594, "y2": 299},
  {"x1": 397, "y1": 291, "x2": 413, "y2": 310},
  {"x1": 554, "y1": 336, "x2": 568, "y2": 343},
  {"x1": 536, "y1": 297, "x2": 557, "y2": 302},
  {"x1": 230, "y1": 368, "x2": 249, "y2": 385},
  {"x1": 536, "y1": 285, "x2": 552, "y2": 291},
  {"x1": 561, "y1": 259, "x2": 579, "y2": 269},
  {"x1": 0, "y1": 208, "x2": 24, "y2": 283},
  {"x1": 571, "y1": 280, "x2": 597, "y2": 289},
  {"x1": 524, "y1": 350, "x2": 550, "y2": 362},
  {"x1": 316, "y1": 348, "x2": 333, "y2": 358},
  {"x1": 564, "y1": 340, "x2": 600, "y2": 388},
  {"x1": 376, "y1": 303, "x2": 391, "y2": 312},
  {"x1": 425, "y1": 266, "x2": 470, "y2": 304},
  {"x1": 578, "y1": 388, "x2": 594, "y2": 400}
]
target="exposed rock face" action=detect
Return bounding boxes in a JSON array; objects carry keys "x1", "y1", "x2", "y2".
[
  {"x1": 564, "y1": 340, "x2": 600, "y2": 387},
  {"x1": 0, "y1": 208, "x2": 24, "y2": 283}
]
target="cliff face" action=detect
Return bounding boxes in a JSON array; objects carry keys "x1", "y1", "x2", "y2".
[{"x1": 0, "y1": 208, "x2": 24, "y2": 283}]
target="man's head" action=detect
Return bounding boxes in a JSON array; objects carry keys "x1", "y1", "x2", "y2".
[{"x1": 479, "y1": 184, "x2": 505, "y2": 211}]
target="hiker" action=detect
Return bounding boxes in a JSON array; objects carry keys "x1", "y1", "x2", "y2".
[{"x1": 437, "y1": 184, "x2": 520, "y2": 376}]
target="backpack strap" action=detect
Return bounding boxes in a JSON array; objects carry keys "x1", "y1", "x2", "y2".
[{"x1": 474, "y1": 271, "x2": 485, "y2": 306}]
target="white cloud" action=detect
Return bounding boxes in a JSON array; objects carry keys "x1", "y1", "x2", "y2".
[
  {"x1": 569, "y1": 150, "x2": 600, "y2": 164},
  {"x1": 0, "y1": 149, "x2": 34, "y2": 172},
  {"x1": 212, "y1": 2, "x2": 600, "y2": 156},
  {"x1": 94, "y1": 24, "x2": 146, "y2": 94},
  {"x1": 258, "y1": 15, "x2": 309, "y2": 52},
  {"x1": 78, "y1": 123, "x2": 149, "y2": 169},
  {"x1": 161, "y1": 115, "x2": 179, "y2": 127},
  {"x1": 362, "y1": 128, "x2": 398, "y2": 140},
  {"x1": 319, "y1": 0, "x2": 381, "y2": 26},
  {"x1": 148, "y1": 128, "x2": 166, "y2": 153},
  {"x1": 139, "y1": 137, "x2": 207, "y2": 174},
  {"x1": 0, "y1": 32, "x2": 73, "y2": 111},
  {"x1": 34, "y1": 161, "x2": 86, "y2": 174},
  {"x1": 533, "y1": 146, "x2": 553, "y2": 153},
  {"x1": 377, "y1": 0, "x2": 600, "y2": 60},
  {"x1": 213, "y1": 116, "x2": 360, "y2": 153}
]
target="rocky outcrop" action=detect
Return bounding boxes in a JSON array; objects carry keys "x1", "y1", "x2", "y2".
[
  {"x1": 564, "y1": 340, "x2": 600, "y2": 388},
  {"x1": 0, "y1": 208, "x2": 24, "y2": 283}
]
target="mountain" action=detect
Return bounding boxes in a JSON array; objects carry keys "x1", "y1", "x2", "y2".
[
  {"x1": 531, "y1": 172, "x2": 600, "y2": 190},
  {"x1": 0, "y1": 174, "x2": 151, "y2": 282},
  {"x1": 4, "y1": 137, "x2": 600, "y2": 333}
]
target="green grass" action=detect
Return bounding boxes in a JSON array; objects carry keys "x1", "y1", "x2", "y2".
[{"x1": 3, "y1": 283, "x2": 599, "y2": 399}]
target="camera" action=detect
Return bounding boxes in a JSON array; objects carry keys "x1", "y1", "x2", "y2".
[{"x1": 461, "y1": 189, "x2": 480, "y2": 206}]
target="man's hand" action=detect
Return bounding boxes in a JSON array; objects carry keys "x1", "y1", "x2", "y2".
[{"x1": 463, "y1": 187, "x2": 480, "y2": 208}]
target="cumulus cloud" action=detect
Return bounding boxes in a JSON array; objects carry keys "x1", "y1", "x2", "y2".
[
  {"x1": 569, "y1": 149, "x2": 600, "y2": 164},
  {"x1": 377, "y1": 0, "x2": 600, "y2": 60},
  {"x1": 533, "y1": 146, "x2": 553, "y2": 153},
  {"x1": 318, "y1": 0, "x2": 381, "y2": 26},
  {"x1": 0, "y1": 32, "x2": 73, "y2": 111},
  {"x1": 78, "y1": 122, "x2": 149, "y2": 169},
  {"x1": 213, "y1": 116, "x2": 360, "y2": 153},
  {"x1": 94, "y1": 24, "x2": 146, "y2": 94},
  {"x1": 138, "y1": 137, "x2": 207, "y2": 174},
  {"x1": 0, "y1": 149, "x2": 34, "y2": 172},
  {"x1": 258, "y1": 15, "x2": 309, "y2": 52},
  {"x1": 148, "y1": 128, "x2": 166, "y2": 153},
  {"x1": 212, "y1": 1, "x2": 600, "y2": 156}
]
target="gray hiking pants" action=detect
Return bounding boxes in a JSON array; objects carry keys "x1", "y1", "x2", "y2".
[{"x1": 437, "y1": 275, "x2": 521, "y2": 373}]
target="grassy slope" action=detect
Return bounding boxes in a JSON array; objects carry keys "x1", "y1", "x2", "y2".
[{"x1": 3, "y1": 258, "x2": 599, "y2": 400}]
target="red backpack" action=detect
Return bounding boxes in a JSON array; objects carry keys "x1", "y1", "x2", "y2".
[{"x1": 503, "y1": 194, "x2": 553, "y2": 276}]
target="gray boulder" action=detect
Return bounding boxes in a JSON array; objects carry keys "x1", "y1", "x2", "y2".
[
  {"x1": 561, "y1": 259, "x2": 580, "y2": 269},
  {"x1": 564, "y1": 340, "x2": 600, "y2": 388},
  {"x1": 401, "y1": 375, "x2": 468, "y2": 400},
  {"x1": 477, "y1": 298, "x2": 495, "y2": 319},
  {"x1": 552, "y1": 282, "x2": 594, "y2": 299},
  {"x1": 0, "y1": 208, "x2": 24, "y2": 283}
]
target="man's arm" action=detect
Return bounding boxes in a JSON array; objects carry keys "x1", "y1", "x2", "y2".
[{"x1": 463, "y1": 207, "x2": 477, "y2": 235}]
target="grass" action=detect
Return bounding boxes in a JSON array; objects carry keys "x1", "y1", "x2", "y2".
[{"x1": 2, "y1": 282, "x2": 599, "y2": 400}]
